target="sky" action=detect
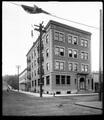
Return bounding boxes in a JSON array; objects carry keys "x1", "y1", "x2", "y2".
[{"x1": 2, "y1": 1, "x2": 102, "y2": 76}]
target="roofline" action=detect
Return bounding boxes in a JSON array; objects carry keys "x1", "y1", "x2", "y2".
[
  {"x1": 19, "y1": 68, "x2": 27, "y2": 76},
  {"x1": 47, "y1": 20, "x2": 92, "y2": 35},
  {"x1": 26, "y1": 20, "x2": 91, "y2": 56}
]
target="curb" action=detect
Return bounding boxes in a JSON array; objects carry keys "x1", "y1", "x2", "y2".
[{"x1": 75, "y1": 102, "x2": 102, "y2": 110}]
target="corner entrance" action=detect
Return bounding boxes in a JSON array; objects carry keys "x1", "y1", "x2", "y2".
[{"x1": 79, "y1": 77, "x2": 85, "y2": 90}]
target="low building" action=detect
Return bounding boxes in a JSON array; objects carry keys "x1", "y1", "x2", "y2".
[{"x1": 19, "y1": 68, "x2": 30, "y2": 91}]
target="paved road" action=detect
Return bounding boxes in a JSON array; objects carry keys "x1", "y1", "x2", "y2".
[{"x1": 2, "y1": 90, "x2": 102, "y2": 116}]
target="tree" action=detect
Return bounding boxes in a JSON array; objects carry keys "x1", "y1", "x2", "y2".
[{"x1": 2, "y1": 75, "x2": 19, "y2": 90}]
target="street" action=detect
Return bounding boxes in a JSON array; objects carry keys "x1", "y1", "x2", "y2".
[{"x1": 2, "y1": 90, "x2": 102, "y2": 116}]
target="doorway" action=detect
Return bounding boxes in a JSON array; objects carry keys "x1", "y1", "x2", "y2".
[{"x1": 79, "y1": 77, "x2": 85, "y2": 90}]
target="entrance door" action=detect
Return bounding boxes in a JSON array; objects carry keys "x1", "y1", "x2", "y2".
[{"x1": 79, "y1": 77, "x2": 85, "y2": 90}]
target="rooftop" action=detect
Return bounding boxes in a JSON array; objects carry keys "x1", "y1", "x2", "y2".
[{"x1": 26, "y1": 20, "x2": 91, "y2": 56}]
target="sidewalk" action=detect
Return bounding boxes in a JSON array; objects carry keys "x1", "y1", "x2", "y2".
[
  {"x1": 75, "y1": 101, "x2": 103, "y2": 110},
  {"x1": 14, "y1": 90, "x2": 53, "y2": 97},
  {"x1": 12, "y1": 89, "x2": 98, "y2": 97}
]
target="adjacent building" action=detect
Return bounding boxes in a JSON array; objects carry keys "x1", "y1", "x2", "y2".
[
  {"x1": 26, "y1": 20, "x2": 92, "y2": 94},
  {"x1": 91, "y1": 71, "x2": 99, "y2": 92},
  {"x1": 19, "y1": 68, "x2": 30, "y2": 91}
]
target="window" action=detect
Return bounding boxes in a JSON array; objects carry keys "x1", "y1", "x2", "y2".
[
  {"x1": 32, "y1": 53, "x2": 33, "y2": 59},
  {"x1": 67, "y1": 76, "x2": 70, "y2": 84},
  {"x1": 75, "y1": 79, "x2": 76, "y2": 85},
  {"x1": 85, "y1": 40, "x2": 88, "y2": 47},
  {"x1": 54, "y1": 31, "x2": 59, "y2": 40},
  {"x1": 88, "y1": 79, "x2": 90, "y2": 85},
  {"x1": 81, "y1": 52, "x2": 84, "y2": 59},
  {"x1": 55, "y1": 46, "x2": 65, "y2": 56},
  {"x1": 34, "y1": 60, "x2": 36, "y2": 66},
  {"x1": 46, "y1": 76, "x2": 50, "y2": 85},
  {"x1": 85, "y1": 65, "x2": 88, "y2": 72},
  {"x1": 81, "y1": 52, "x2": 88, "y2": 60},
  {"x1": 74, "y1": 63, "x2": 78, "y2": 71},
  {"x1": 32, "y1": 72, "x2": 33, "y2": 78},
  {"x1": 32, "y1": 81, "x2": 34, "y2": 87},
  {"x1": 73, "y1": 36, "x2": 77, "y2": 45},
  {"x1": 34, "y1": 70, "x2": 36, "y2": 76},
  {"x1": 60, "y1": 62, "x2": 64, "y2": 70},
  {"x1": 46, "y1": 34, "x2": 49, "y2": 43},
  {"x1": 46, "y1": 49, "x2": 49, "y2": 57},
  {"x1": 31, "y1": 62, "x2": 33, "y2": 69},
  {"x1": 55, "y1": 47, "x2": 59, "y2": 55},
  {"x1": 61, "y1": 76, "x2": 65, "y2": 84},
  {"x1": 81, "y1": 64, "x2": 84, "y2": 72},
  {"x1": 81, "y1": 39, "x2": 88, "y2": 47},
  {"x1": 81, "y1": 39, "x2": 84, "y2": 46},
  {"x1": 59, "y1": 33, "x2": 64, "y2": 41},
  {"x1": 34, "y1": 50, "x2": 36, "y2": 56},
  {"x1": 60, "y1": 48, "x2": 64, "y2": 56},
  {"x1": 85, "y1": 53, "x2": 88, "y2": 60},
  {"x1": 73, "y1": 50, "x2": 77, "y2": 58},
  {"x1": 35, "y1": 80, "x2": 36, "y2": 86},
  {"x1": 55, "y1": 61, "x2": 60, "y2": 70},
  {"x1": 46, "y1": 63, "x2": 49, "y2": 71},
  {"x1": 68, "y1": 35, "x2": 72, "y2": 43},
  {"x1": 56, "y1": 75, "x2": 60, "y2": 84},
  {"x1": 68, "y1": 49, "x2": 72, "y2": 57},
  {"x1": 69, "y1": 63, "x2": 73, "y2": 71}
]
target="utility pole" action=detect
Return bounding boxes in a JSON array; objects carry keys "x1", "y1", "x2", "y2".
[
  {"x1": 99, "y1": 9, "x2": 103, "y2": 101},
  {"x1": 33, "y1": 22, "x2": 46, "y2": 97},
  {"x1": 16, "y1": 65, "x2": 21, "y2": 91}
]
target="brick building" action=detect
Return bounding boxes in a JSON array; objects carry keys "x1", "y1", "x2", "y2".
[{"x1": 26, "y1": 20, "x2": 92, "y2": 94}]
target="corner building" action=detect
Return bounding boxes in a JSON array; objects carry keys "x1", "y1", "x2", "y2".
[{"x1": 26, "y1": 20, "x2": 92, "y2": 94}]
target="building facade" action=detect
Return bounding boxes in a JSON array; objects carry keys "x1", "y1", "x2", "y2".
[
  {"x1": 26, "y1": 20, "x2": 92, "y2": 94},
  {"x1": 91, "y1": 72, "x2": 99, "y2": 92},
  {"x1": 19, "y1": 68, "x2": 30, "y2": 91}
]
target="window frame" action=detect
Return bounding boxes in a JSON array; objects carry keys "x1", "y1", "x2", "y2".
[
  {"x1": 68, "y1": 34, "x2": 72, "y2": 44},
  {"x1": 73, "y1": 62, "x2": 78, "y2": 71},
  {"x1": 61, "y1": 75, "x2": 65, "y2": 84},
  {"x1": 54, "y1": 45, "x2": 65, "y2": 57},
  {"x1": 55, "y1": 61, "x2": 60, "y2": 70},
  {"x1": 68, "y1": 48, "x2": 73, "y2": 57},
  {"x1": 55, "y1": 60, "x2": 65, "y2": 70},
  {"x1": 72, "y1": 36, "x2": 78, "y2": 45},
  {"x1": 54, "y1": 30, "x2": 59, "y2": 41},
  {"x1": 59, "y1": 32, "x2": 65, "y2": 42},
  {"x1": 46, "y1": 48, "x2": 49, "y2": 57},
  {"x1": 67, "y1": 76, "x2": 70, "y2": 84},
  {"x1": 56, "y1": 75, "x2": 60, "y2": 84},
  {"x1": 46, "y1": 76, "x2": 50, "y2": 85},
  {"x1": 54, "y1": 30, "x2": 65, "y2": 42},
  {"x1": 46, "y1": 34, "x2": 49, "y2": 44},
  {"x1": 46, "y1": 63, "x2": 49, "y2": 71},
  {"x1": 81, "y1": 51, "x2": 88, "y2": 60},
  {"x1": 80, "y1": 38, "x2": 89, "y2": 48},
  {"x1": 60, "y1": 62, "x2": 64, "y2": 70},
  {"x1": 68, "y1": 62, "x2": 73, "y2": 71},
  {"x1": 81, "y1": 63, "x2": 89, "y2": 72},
  {"x1": 73, "y1": 49, "x2": 78, "y2": 58}
]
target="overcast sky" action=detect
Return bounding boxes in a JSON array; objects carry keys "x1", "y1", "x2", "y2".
[{"x1": 2, "y1": 1, "x2": 102, "y2": 76}]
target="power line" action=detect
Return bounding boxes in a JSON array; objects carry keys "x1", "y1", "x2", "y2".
[
  {"x1": 49, "y1": 13, "x2": 100, "y2": 30},
  {"x1": 9, "y1": 2, "x2": 101, "y2": 30}
]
